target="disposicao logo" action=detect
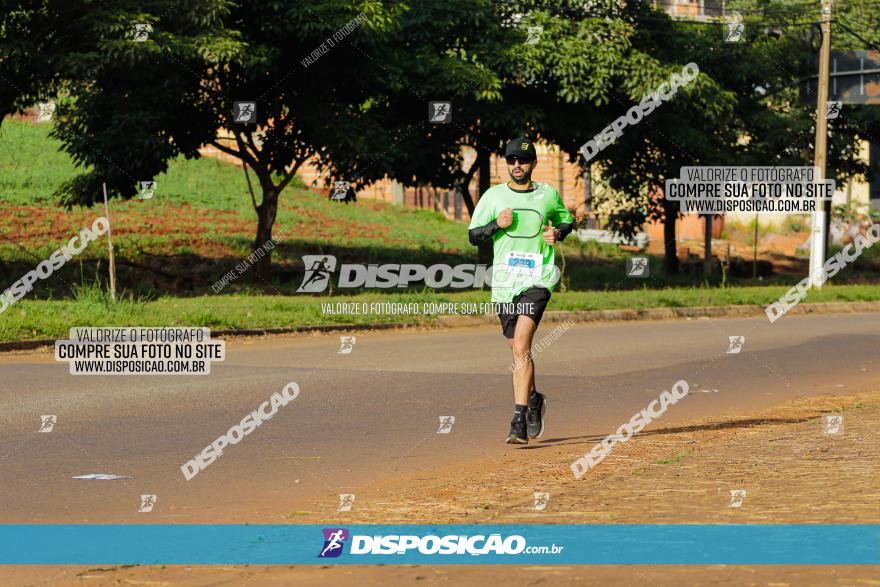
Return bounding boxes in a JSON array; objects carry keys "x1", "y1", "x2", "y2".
[
  {"x1": 296, "y1": 254, "x2": 561, "y2": 293},
  {"x1": 318, "y1": 531, "x2": 531, "y2": 556}
]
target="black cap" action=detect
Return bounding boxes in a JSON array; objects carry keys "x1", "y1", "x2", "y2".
[{"x1": 505, "y1": 137, "x2": 537, "y2": 161}]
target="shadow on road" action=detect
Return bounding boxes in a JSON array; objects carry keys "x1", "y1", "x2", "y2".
[{"x1": 520, "y1": 415, "x2": 821, "y2": 449}]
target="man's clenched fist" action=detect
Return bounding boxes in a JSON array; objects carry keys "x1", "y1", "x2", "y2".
[
  {"x1": 543, "y1": 221, "x2": 559, "y2": 245},
  {"x1": 497, "y1": 208, "x2": 514, "y2": 228}
]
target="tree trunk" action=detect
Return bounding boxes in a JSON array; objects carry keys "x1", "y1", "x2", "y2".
[
  {"x1": 703, "y1": 214, "x2": 712, "y2": 275},
  {"x1": 477, "y1": 146, "x2": 492, "y2": 264},
  {"x1": 662, "y1": 197, "x2": 680, "y2": 275},
  {"x1": 254, "y1": 187, "x2": 278, "y2": 284}
]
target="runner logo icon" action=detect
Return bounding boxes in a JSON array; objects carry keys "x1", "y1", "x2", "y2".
[
  {"x1": 728, "y1": 489, "x2": 747, "y2": 508},
  {"x1": 297, "y1": 255, "x2": 337, "y2": 293},
  {"x1": 726, "y1": 335, "x2": 745, "y2": 354},
  {"x1": 319, "y1": 528, "x2": 349, "y2": 558},
  {"x1": 138, "y1": 494, "x2": 157, "y2": 512},
  {"x1": 338, "y1": 336, "x2": 356, "y2": 354},
  {"x1": 337, "y1": 494, "x2": 356, "y2": 512},
  {"x1": 39, "y1": 415, "x2": 57, "y2": 432},
  {"x1": 627, "y1": 256, "x2": 649, "y2": 277},
  {"x1": 436, "y1": 416, "x2": 455, "y2": 434},
  {"x1": 532, "y1": 492, "x2": 550, "y2": 511},
  {"x1": 823, "y1": 415, "x2": 843, "y2": 435}
]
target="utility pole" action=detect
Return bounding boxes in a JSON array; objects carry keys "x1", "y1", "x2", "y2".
[
  {"x1": 809, "y1": 0, "x2": 833, "y2": 288},
  {"x1": 753, "y1": 214, "x2": 759, "y2": 278},
  {"x1": 102, "y1": 183, "x2": 117, "y2": 302},
  {"x1": 704, "y1": 214, "x2": 712, "y2": 276}
]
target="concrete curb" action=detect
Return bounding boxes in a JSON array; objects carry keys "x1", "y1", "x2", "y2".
[
  {"x1": 4, "y1": 300, "x2": 880, "y2": 353},
  {"x1": 435, "y1": 299, "x2": 880, "y2": 327},
  {"x1": 0, "y1": 323, "x2": 405, "y2": 353}
]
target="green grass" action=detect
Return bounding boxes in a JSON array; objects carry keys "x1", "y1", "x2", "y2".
[
  {"x1": 0, "y1": 119, "x2": 78, "y2": 206},
  {"x1": 3, "y1": 283, "x2": 880, "y2": 342},
  {"x1": 655, "y1": 449, "x2": 695, "y2": 465},
  {"x1": 0, "y1": 117, "x2": 266, "y2": 210},
  {"x1": 835, "y1": 400, "x2": 880, "y2": 412}
]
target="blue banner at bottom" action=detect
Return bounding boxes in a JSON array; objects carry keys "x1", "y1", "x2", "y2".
[{"x1": 1, "y1": 525, "x2": 877, "y2": 565}]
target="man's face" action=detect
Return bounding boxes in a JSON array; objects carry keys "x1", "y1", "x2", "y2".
[{"x1": 506, "y1": 155, "x2": 536, "y2": 185}]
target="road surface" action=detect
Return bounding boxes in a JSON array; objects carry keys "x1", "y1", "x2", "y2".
[{"x1": 1, "y1": 312, "x2": 877, "y2": 524}]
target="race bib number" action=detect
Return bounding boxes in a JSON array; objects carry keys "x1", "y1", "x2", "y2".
[{"x1": 495, "y1": 251, "x2": 542, "y2": 287}]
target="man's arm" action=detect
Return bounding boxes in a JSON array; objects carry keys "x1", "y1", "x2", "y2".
[
  {"x1": 468, "y1": 191, "x2": 510, "y2": 246},
  {"x1": 468, "y1": 219, "x2": 501, "y2": 246},
  {"x1": 550, "y1": 188, "x2": 576, "y2": 241},
  {"x1": 553, "y1": 221, "x2": 574, "y2": 241}
]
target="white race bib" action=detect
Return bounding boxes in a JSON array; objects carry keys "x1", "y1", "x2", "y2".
[{"x1": 494, "y1": 251, "x2": 542, "y2": 288}]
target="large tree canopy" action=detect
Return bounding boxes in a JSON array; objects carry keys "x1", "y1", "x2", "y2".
[
  {"x1": 575, "y1": 0, "x2": 880, "y2": 272},
  {"x1": 4, "y1": 0, "x2": 880, "y2": 280}
]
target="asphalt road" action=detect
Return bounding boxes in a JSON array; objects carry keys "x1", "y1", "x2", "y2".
[{"x1": 1, "y1": 312, "x2": 877, "y2": 523}]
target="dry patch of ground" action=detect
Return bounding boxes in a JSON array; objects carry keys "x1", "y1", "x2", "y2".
[{"x1": 6, "y1": 388, "x2": 879, "y2": 586}]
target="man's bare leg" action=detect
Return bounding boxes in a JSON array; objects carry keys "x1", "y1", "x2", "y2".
[{"x1": 508, "y1": 315, "x2": 538, "y2": 406}]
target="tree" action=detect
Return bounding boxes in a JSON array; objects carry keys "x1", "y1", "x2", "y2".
[
  {"x1": 595, "y1": 0, "x2": 880, "y2": 274},
  {"x1": 357, "y1": 0, "x2": 647, "y2": 209},
  {"x1": 19, "y1": 0, "x2": 523, "y2": 281},
  {"x1": 314, "y1": 0, "x2": 747, "y2": 275},
  {"x1": 0, "y1": 0, "x2": 89, "y2": 124},
  {"x1": 310, "y1": 0, "x2": 654, "y2": 265}
]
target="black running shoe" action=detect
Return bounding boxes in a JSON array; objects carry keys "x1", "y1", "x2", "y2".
[
  {"x1": 506, "y1": 418, "x2": 528, "y2": 444},
  {"x1": 526, "y1": 391, "x2": 546, "y2": 439}
]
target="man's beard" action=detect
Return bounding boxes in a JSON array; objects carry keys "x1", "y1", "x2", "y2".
[{"x1": 509, "y1": 168, "x2": 532, "y2": 185}]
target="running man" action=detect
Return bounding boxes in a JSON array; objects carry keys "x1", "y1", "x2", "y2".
[{"x1": 468, "y1": 137, "x2": 574, "y2": 444}]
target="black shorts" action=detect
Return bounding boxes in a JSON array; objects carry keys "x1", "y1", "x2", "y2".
[{"x1": 497, "y1": 287, "x2": 551, "y2": 339}]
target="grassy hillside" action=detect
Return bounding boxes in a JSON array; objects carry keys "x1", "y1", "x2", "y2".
[
  {"x1": 0, "y1": 117, "x2": 474, "y2": 296},
  {"x1": 2, "y1": 116, "x2": 879, "y2": 307},
  {"x1": 0, "y1": 116, "x2": 289, "y2": 211}
]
